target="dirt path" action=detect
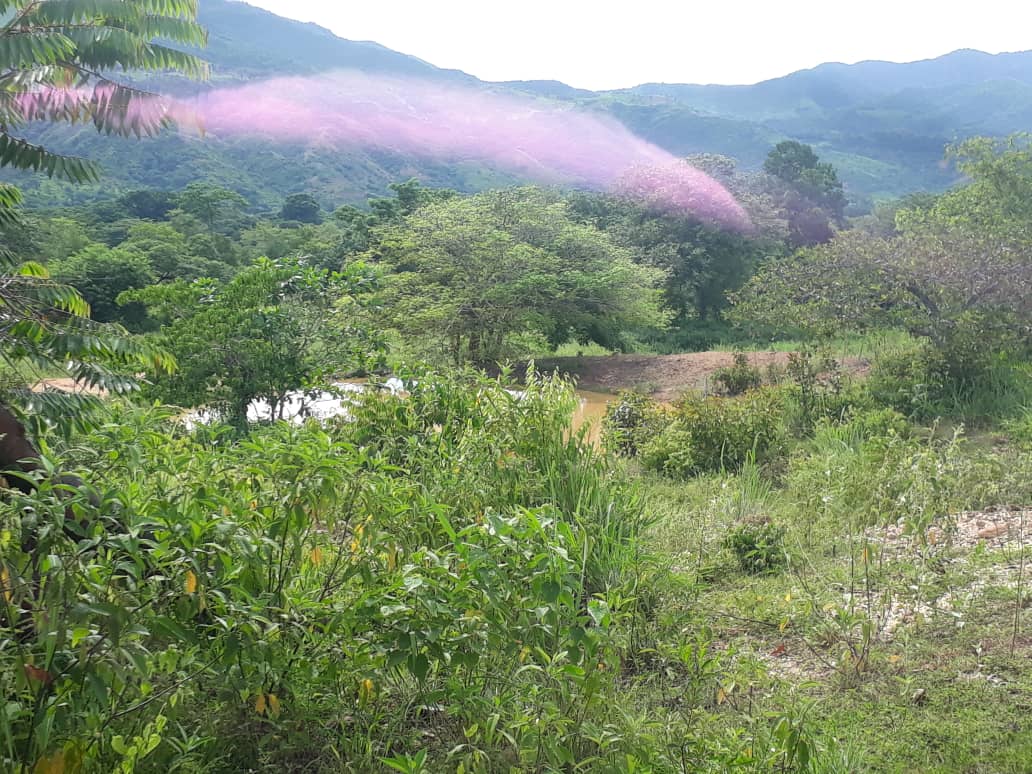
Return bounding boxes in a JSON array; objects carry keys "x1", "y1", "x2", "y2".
[
  {"x1": 530, "y1": 352, "x2": 869, "y2": 401},
  {"x1": 32, "y1": 378, "x2": 107, "y2": 396}
]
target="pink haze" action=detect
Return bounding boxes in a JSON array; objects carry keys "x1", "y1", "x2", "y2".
[{"x1": 187, "y1": 72, "x2": 751, "y2": 230}]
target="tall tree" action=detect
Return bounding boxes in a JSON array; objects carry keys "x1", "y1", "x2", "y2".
[
  {"x1": 568, "y1": 189, "x2": 780, "y2": 326},
  {"x1": 176, "y1": 182, "x2": 249, "y2": 235},
  {"x1": 279, "y1": 192, "x2": 323, "y2": 224},
  {"x1": 374, "y1": 187, "x2": 667, "y2": 363},
  {"x1": 764, "y1": 141, "x2": 847, "y2": 245}
]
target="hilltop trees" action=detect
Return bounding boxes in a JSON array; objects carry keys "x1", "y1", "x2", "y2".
[{"x1": 373, "y1": 187, "x2": 667, "y2": 363}]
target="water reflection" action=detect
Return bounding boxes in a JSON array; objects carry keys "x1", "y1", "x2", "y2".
[{"x1": 185, "y1": 379, "x2": 614, "y2": 439}]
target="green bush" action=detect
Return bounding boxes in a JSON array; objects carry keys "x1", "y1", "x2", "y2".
[
  {"x1": 713, "y1": 352, "x2": 763, "y2": 396},
  {"x1": 786, "y1": 428, "x2": 1016, "y2": 533},
  {"x1": 602, "y1": 390, "x2": 667, "y2": 457},
  {"x1": 869, "y1": 341, "x2": 1032, "y2": 421},
  {"x1": 641, "y1": 388, "x2": 787, "y2": 477},
  {"x1": 841, "y1": 406, "x2": 911, "y2": 440},
  {"x1": 724, "y1": 520, "x2": 787, "y2": 574}
]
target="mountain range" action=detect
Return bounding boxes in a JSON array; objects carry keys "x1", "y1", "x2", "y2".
[{"x1": 9, "y1": 0, "x2": 1032, "y2": 212}]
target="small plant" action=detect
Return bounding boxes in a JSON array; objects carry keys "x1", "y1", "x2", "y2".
[
  {"x1": 714, "y1": 352, "x2": 762, "y2": 396},
  {"x1": 724, "y1": 520, "x2": 786, "y2": 574},
  {"x1": 602, "y1": 391, "x2": 666, "y2": 456},
  {"x1": 841, "y1": 406, "x2": 911, "y2": 440},
  {"x1": 785, "y1": 345, "x2": 842, "y2": 431}
]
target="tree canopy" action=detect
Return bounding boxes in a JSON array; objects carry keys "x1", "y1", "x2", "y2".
[{"x1": 373, "y1": 187, "x2": 668, "y2": 363}]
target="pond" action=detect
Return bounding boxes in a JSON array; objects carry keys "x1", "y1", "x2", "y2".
[{"x1": 185, "y1": 379, "x2": 617, "y2": 440}]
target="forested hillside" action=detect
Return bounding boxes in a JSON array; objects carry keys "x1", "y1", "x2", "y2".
[{"x1": 4, "y1": 0, "x2": 1031, "y2": 209}]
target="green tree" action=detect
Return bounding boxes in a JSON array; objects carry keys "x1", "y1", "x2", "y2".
[
  {"x1": 121, "y1": 221, "x2": 229, "y2": 283},
  {"x1": 897, "y1": 134, "x2": 1032, "y2": 245},
  {"x1": 239, "y1": 220, "x2": 347, "y2": 269},
  {"x1": 568, "y1": 190, "x2": 777, "y2": 325},
  {"x1": 764, "y1": 141, "x2": 848, "y2": 242},
  {"x1": 33, "y1": 216, "x2": 96, "y2": 264},
  {"x1": 125, "y1": 258, "x2": 384, "y2": 428},
  {"x1": 733, "y1": 225, "x2": 1032, "y2": 393},
  {"x1": 118, "y1": 189, "x2": 180, "y2": 221},
  {"x1": 279, "y1": 192, "x2": 323, "y2": 224},
  {"x1": 52, "y1": 245, "x2": 155, "y2": 326},
  {"x1": 369, "y1": 179, "x2": 457, "y2": 222},
  {"x1": 375, "y1": 187, "x2": 667, "y2": 363},
  {"x1": 176, "y1": 182, "x2": 249, "y2": 235}
]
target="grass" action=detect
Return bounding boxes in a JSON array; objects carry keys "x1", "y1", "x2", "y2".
[
  {"x1": 549, "y1": 340, "x2": 615, "y2": 358},
  {"x1": 712, "y1": 329, "x2": 915, "y2": 360},
  {"x1": 628, "y1": 408, "x2": 1032, "y2": 772}
]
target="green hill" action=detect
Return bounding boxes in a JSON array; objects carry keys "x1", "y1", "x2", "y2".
[{"x1": 7, "y1": 0, "x2": 1032, "y2": 210}]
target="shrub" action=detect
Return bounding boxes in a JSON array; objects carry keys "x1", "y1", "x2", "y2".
[
  {"x1": 714, "y1": 352, "x2": 762, "y2": 396},
  {"x1": 0, "y1": 373, "x2": 660, "y2": 772},
  {"x1": 641, "y1": 388, "x2": 787, "y2": 477},
  {"x1": 724, "y1": 520, "x2": 786, "y2": 574},
  {"x1": 782, "y1": 346, "x2": 844, "y2": 431},
  {"x1": 602, "y1": 391, "x2": 667, "y2": 457},
  {"x1": 841, "y1": 406, "x2": 911, "y2": 440},
  {"x1": 869, "y1": 341, "x2": 1032, "y2": 421},
  {"x1": 786, "y1": 429, "x2": 1012, "y2": 534}
]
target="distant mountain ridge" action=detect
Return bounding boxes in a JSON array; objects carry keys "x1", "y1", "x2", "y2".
[{"x1": 9, "y1": 0, "x2": 1032, "y2": 210}]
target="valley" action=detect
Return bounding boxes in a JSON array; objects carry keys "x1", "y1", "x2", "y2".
[{"x1": 1, "y1": 2, "x2": 1031, "y2": 772}]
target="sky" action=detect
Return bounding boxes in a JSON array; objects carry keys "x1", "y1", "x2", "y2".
[{"x1": 241, "y1": 0, "x2": 1032, "y2": 90}]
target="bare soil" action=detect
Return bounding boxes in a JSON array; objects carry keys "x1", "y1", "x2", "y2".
[
  {"x1": 32, "y1": 378, "x2": 107, "y2": 396},
  {"x1": 529, "y1": 352, "x2": 869, "y2": 401}
]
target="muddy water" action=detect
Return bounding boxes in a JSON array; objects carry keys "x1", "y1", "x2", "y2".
[{"x1": 570, "y1": 388, "x2": 615, "y2": 443}]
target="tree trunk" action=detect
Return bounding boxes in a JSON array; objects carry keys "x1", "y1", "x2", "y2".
[{"x1": 0, "y1": 405, "x2": 45, "y2": 495}]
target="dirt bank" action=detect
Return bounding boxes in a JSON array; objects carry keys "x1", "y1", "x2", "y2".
[
  {"x1": 32, "y1": 378, "x2": 107, "y2": 396},
  {"x1": 528, "y1": 352, "x2": 869, "y2": 401}
]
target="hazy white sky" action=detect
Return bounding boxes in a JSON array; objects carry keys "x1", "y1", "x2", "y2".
[{"x1": 241, "y1": 0, "x2": 1032, "y2": 90}]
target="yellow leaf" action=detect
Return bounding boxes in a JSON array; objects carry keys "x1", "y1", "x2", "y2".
[
  {"x1": 518, "y1": 646, "x2": 531, "y2": 664},
  {"x1": 33, "y1": 750, "x2": 65, "y2": 774},
  {"x1": 185, "y1": 571, "x2": 198, "y2": 595},
  {"x1": 309, "y1": 546, "x2": 324, "y2": 567},
  {"x1": 250, "y1": 500, "x2": 258, "y2": 510},
  {"x1": 349, "y1": 538, "x2": 360, "y2": 554},
  {"x1": 358, "y1": 678, "x2": 375, "y2": 705},
  {"x1": 784, "y1": 592, "x2": 792, "y2": 602},
  {"x1": 267, "y1": 693, "x2": 281, "y2": 717},
  {"x1": 386, "y1": 548, "x2": 397, "y2": 571},
  {"x1": 779, "y1": 617, "x2": 790, "y2": 633},
  {"x1": 888, "y1": 654, "x2": 902, "y2": 664},
  {"x1": 255, "y1": 693, "x2": 267, "y2": 716},
  {"x1": 1, "y1": 564, "x2": 12, "y2": 605},
  {"x1": 716, "y1": 687, "x2": 727, "y2": 705}
]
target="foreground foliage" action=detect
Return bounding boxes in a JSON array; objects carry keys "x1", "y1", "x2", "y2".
[{"x1": 1, "y1": 372, "x2": 660, "y2": 771}]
